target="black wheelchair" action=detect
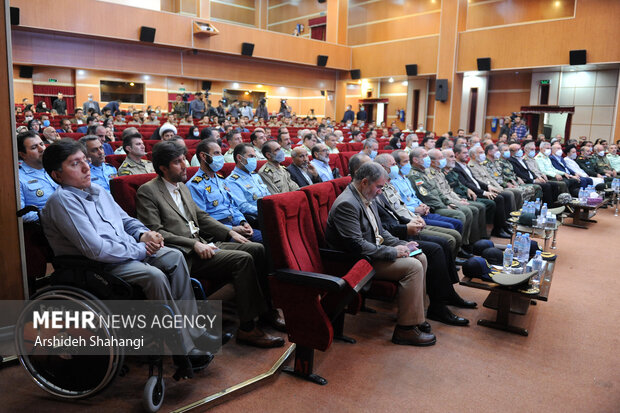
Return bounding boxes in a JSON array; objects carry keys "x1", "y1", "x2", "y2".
[{"x1": 14, "y1": 206, "x2": 211, "y2": 412}]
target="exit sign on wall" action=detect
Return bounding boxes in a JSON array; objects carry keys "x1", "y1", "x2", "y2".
[
  {"x1": 540, "y1": 79, "x2": 550, "y2": 85},
  {"x1": 48, "y1": 78, "x2": 57, "y2": 83}
]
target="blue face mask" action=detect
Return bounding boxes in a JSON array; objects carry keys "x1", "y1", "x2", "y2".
[
  {"x1": 422, "y1": 156, "x2": 431, "y2": 169},
  {"x1": 209, "y1": 155, "x2": 225, "y2": 172},
  {"x1": 388, "y1": 165, "x2": 399, "y2": 179},
  {"x1": 528, "y1": 150, "x2": 536, "y2": 158},
  {"x1": 502, "y1": 151, "x2": 510, "y2": 159},
  {"x1": 438, "y1": 158, "x2": 447, "y2": 169},
  {"x1": 400, "y1": 162, "x2": 412, "y2": 176},
  {"x1": 42, "y1": 120, "x2": 50, "y2": 127},
  {"x1": 516, "y1": 149, "x2": 523, "y2": 158},
  {"x1": 370, "y1": 150, "x2": 378, "y2": 159},
  {"x1": 245, "y1": 157, "x2": 257, "y2": 172},
  {"x1": 274, "y1": 149, "x2": 285, "y2": 163}
]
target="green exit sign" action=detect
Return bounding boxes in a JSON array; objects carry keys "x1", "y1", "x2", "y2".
[
  {"x1": 48, "y1": 78, "x2": 57, "y2": 83},
  {"x1": 540, "y1": 79, "x2": 550, "y2": 85},
  {"x1": 179, "y1": 87, "x2": 186, "y2": 92}
]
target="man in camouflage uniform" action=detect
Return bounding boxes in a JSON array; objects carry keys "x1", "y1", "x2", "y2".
[
  {"x1": 497, "y1": 143, "x2": 541, "y2": 201},
  {"x1": 427, "y1": 149, "x2": 487, "y2": 240},
  {"x1": 468, "y1": 145, "x2": 518, "y2": 211},
  {"x1": 118, "y1": 135, "x2": 155, "y2": 175},
  {"x1": 575, "y1": 145, "x2": 614, "y2": 186},
  {"x1": 592, "y1": 144, "x2": 617, "y2": 179},
  {"x1": 482, "y1": 144, "x2": 525, "y2": 207},
  {"x1": 408, "y1": 147, "x2": 475, "y2": 247},
  {"x1": 258, "y1": 141, "x2": 299, "y2": 194}
]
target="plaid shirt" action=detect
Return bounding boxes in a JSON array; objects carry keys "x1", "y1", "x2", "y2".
[{"x1": 510, "y1": 124, "x2": 529, "y2": 140}]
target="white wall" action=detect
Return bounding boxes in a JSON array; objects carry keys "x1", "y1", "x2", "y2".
[
  {"x1": 460, "y1": 74, "x2": 488, "y2": 134},
  {"x1": 530, "y1": 72, "x2": 561, "y2": 105},
  {"x1": 558, "y1": 69, "x2": 618, "y2": 141}
]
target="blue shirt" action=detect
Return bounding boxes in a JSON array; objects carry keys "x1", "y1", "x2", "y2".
[
  {"x1": 187, "y1": 169, "x2": 246, "y2": 225},
  {"x1": 103, "y1": 142, "x2": 114, "y2": 156},
  {"x1": 224, "y1": 166, "x2": 270, "y2": 216},
  {"x1": 90, "y1": 162, "x2": 118, "y2": 192},
  {"x1": 310, "y1": 159, "x2": 333, "y2": 182},
  {"x1": 41, "y1": 183, "x2": 149, "y2": 263},
  {"x1": 19, "y1": 163, "x2": 59, "y2": 222},
  {"x1": 76, "y1": 126, "x2": 88, "y2": 134},
  {"x1": 189, "y1": 99, "x2": 205, "y2": 116},
  {"x1": 391, "y1": 173, "x2": 422, "y2": 210}
]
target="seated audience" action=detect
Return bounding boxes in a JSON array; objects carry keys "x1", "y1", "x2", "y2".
[
  {"x1": 259, "y1": 141, "x2": 298, "y2": 194},
  {"x1": 79, "y1": 135, "x2": 117, "y2": 192},
  {"x1": 118, "y1": 133, "x2": 155, "y2": 175}
]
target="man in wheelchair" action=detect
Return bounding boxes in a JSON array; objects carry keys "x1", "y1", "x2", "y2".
[{"x1": 40, "y1": 138, "x2": 218, "y2": 378}]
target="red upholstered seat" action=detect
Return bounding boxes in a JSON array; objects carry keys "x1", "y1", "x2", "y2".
[
  {"x1": 301, "y1": 182, "x2": 336, "y2": 248},
  {"x1": 106, "y1": 154, "x2": 130, "y2": 170},
  {"x1": 338, "y1": 151, "x2": 359, "y2": 176},
  {"x1": 259, "y1": 191, "x2": 374, "y2": 384},
  {"x1": 327, "y1": 153, "x2": 343, "y2": 175},
  {"x1": 348, "y1": 142, "x2": 363, "y2": 151},
  {"x1": 330, "y1": 176, "x2": 352, "y2": 196},
  {"x1": 110, "y1": 173, "x2": 157, "y2": 217},
  {"x1": 59, "y1": 132, "x2": 84, "y2": 140},
  {"x1": 336, "y1": 143, "x2": 348, "y2": 153}
]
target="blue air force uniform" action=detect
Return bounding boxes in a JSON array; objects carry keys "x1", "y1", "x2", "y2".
[
  {"x1": 19, "y1": 163, "x2": 58, "y2": 222},
  {"x1": 224, "y1": 167, "x2": 270, "y2": 217},
  {"x1": 89, "y1": 162, "x2": 117, "y2": 192}
]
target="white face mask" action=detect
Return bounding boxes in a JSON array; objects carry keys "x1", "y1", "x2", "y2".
[
  {"x1": 555, "y1": 149, "x2": 563, "y2": 157},
  {"x1": 543, "y1": 149, "x2": 551, "y2": 156},
  {"x1": 410, "y1": 141, "x2": 419, "y2": 149}
]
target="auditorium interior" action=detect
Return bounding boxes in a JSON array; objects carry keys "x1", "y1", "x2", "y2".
[{"x1": 0, "y1": 0, "x2": 619, "y2": 412}]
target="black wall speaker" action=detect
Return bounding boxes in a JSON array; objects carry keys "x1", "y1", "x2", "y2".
[
  {"x1": 318, "y1": 0, "x2": 326, "y2": 3},
  {"x1": 202, "y1": 81, "x2": 212, "y2": 91},
  {"x1": 320, "y1": 90, "x2": 325, "y2": 96},
  {"x1": 19, "y1": 66, "x2": 32, "y2": 79},
  {"x1": 241, "y1": 43, "x2": 254, "y2": 56},
  {"x1": 350, "y1": 69, "x2": 361, "y2": 80},
  {"x1": 317, "y1": 55, "x2": 328, "y2": 67},
  {"x1": 139, "y1": 26, "x2": 156, "y2": 42},
  {"x1": 405, "y1": 64, "x2": 418, "y2": 76},
  {"x1": 570, "y1": 49, "x2": 586, "y2": 65},
  {"x1": 477, "y1": 57, "x2": 491, "y2": 71},
  {"x1": 435, "y1": 79, "x2": 448, "y2": 102},
  {"x1": 10, "y1": 7, "x2": 19, "y2": 25}
]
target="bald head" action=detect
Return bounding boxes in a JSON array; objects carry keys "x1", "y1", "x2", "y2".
[{"x1": 349, "y1": 153, "x2": 371, "y2": 179}]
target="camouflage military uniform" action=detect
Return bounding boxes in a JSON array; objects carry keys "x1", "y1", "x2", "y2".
[
  {"x1": 258, "y1": 162, "x2": 299, "y2": 194},
  {"x1": 408, "y1": 166, "x2": 472, "y2": 244},
  {"x1": 468, "y1": 160, "x2": 518, "y2": 210},
  {"x1": 427, "y1": 167, "x2": 486, "y2": 241},
  {"x1": 592, "y1": 154, "x2": 615, "y2": 176},
  {"x1": 499, "y1": 158, "x2": 540, "y2": 201},
  {"x1": 482, "y1": 159, "x2": 524, "y2": 208},
  {"x1": 117, "y1": 156, "x2": 155, "y2": 176}
]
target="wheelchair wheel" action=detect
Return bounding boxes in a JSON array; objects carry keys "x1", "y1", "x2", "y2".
[
  {"x1": 142, "y1": 375, "x2": 165, "y2": 412},
  {"x1": 15, "y1": 286, "x2": 124, "y2": 399}
]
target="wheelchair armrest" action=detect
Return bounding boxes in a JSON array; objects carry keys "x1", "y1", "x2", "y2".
[
  {"x1": 17, "y1": 205, "x2": 39, "y2": 218},
  {"x1": 274, "y1": 268, "x2": 347, "y2": 292},
  {"x1": 53, "y1": 255, "x2": 101, "y2": 269},
  {"x1": 318, "y1": 248, "x2": 367, "y2": 263}
]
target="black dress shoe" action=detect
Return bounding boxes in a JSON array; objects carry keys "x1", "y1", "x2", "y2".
[
  {"x1": 188, "y1": 347, "x2": 214, "y2": 369},
  {"x1": 194, "y1": 331, "x2": 233, "y2": 351},
  {"x1": 457, "y1": 248, "x2": 474, "y2": 259},
  {"x1": 502, "y1": 226, "x2": 514, "y2": 235},
  {"x1": 492, "y1": 229, "x2": 512, "y2": 239},
  {"x1": 259, "y1": 310, "x2": 287, "y2": 333},
  {"x1": 172, "y1": 349, "x2": 214, "y2": 380},
  {"x1": 427, "y1": 305, "x2": 470, "y2": 326},
  {"x1": 391, "y1": 326, "x2": 436, "y2": 346},
  {"x1": 448, "y1": 295, "x2": 477, "y2": 309},
  {"x1": 418, "y1": 321, "x2": 432, "y2": 334}
]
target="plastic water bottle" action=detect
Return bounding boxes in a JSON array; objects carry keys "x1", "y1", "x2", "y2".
[
  {"x1": 578, "y1": 188, "x2": 585, "y2": 204},
  {"x1": 535, "y1": 198, "x2": 541, "y2": 214},
  {"x1": 503, "y1": 244, "x2": 514, "y2": 273},
  {"x1": 520, "y1": 234, "x2": 531, "y2": 267},
  {"x1": 540, "y1": 203, "x2": 548, "y2": 220},
  {"x1": 530, "y1": 251, "x2": 543, "y2": 287}
]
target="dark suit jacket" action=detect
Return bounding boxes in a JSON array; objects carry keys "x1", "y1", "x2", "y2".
[
  {"x1": 326, "y1": 184, "x2": 404, "y2": 262},
  {"x1": 508, "y1": 157, "x2": 536, "y2": 183},
  {"x1": 453, "y1": 162, "x2": 487, "y2": 197},
  {"x1": 136, "y1": 176, "x2": 231, "y2": 255},
  {"x1": 550, "y1": 155, "x2": 574, "y2": 175},
  {"x1": 286, "y1": 163, "x2": 321, "y2": 188},
  {"x1": 375, "y1": 194, "x2": 410, "y2": 240}
]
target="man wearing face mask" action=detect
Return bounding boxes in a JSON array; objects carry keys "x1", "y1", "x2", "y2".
[
  {"x1": 491, "y1": 143, "x2": 539, "y2": 203},
  {"x1": 536, "y1": 142, "x2": 580, "y2": 196},
  {"x1": 591, "y1": 144, "x2": 617, "y2": 178},
  {"x1": 522, "y1": 141, "x2": 568, "y2": 199},
  {"x1": 467, "y1": 145, "x2": 518, "y2": 211},
  {"x1": 310, "y1": 144, "x2": 338, "y2": 182},
  {"x1": 427, "y1": 149, "x2": 488, "y2": 241},
  {"x1": 507, "y1": 143, "x2": 555, "y2": 205},
  {"x1": 187, "y1": 140, "x2": 262, "y2": 243},
  {"x1": 606, "y1": 144, "x2": 620, "y2": 173},
  {"x1": 225, "y1": 144, "x2": 271, "y2": 222},
  {"x1": 482, "y1": 144, "x2": 525, "y2": 207},
  {"x1": 404, "y1": 134, "x2": 419, "y2": 154},
  {"x1": 258, "y1": 141, "x2": 299, "y2": 194},
  {"x1": 549, "y1": 142, "x2": 590, "y2": 189},
  {"x1": 287, "y1": 147, "x2": 321, "y2": 188},
  {"x1": 82, "y1": 93, "x2": 101, "y2": 115},
  {"x1": 341, "y1": 105, "x2": 355, "y2": 123},
  {"x1": 360, "y1": 138, "x2": 379, "y2": 160},
  {"x1": 356, "y1": 105, "x2": 367, "y2": 124},
  {"x1": 325, "y1": 133, "x2": 340, "y2": 154},
  {"x1": 575, "y1": 145, "x2": 614, "y2": 188},
  {"x1": 409, "y1": 148, "x2": 475, "y2": 251}
]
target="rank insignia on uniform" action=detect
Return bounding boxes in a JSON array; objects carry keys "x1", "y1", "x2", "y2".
[
  {"x1": 415, "y1": 179, "x2": 424, "y2": 186},
  {"x1": 252, "y1": 194, "x2": 258, "y2": 200},
  {"x1": 192, "y1": 176, "x2": 203, "y2": 183},
  {"x1": 494, "y1": 172, "x2": 499, "y2": 176},
  {"x1": 28, "y1": 179, "x2": 38, "y2": 184},
  {"x1": 109, "y1": 174, "x2": 117, "y2": 179},
  {"x1": 246, "y1": 184, "x2": 252, "y2": 188},
  {"x1": 231, "y1": 174, "x2": 240, "y2": 179},
  {"x1": 213, "y1": 200, "x2": 219, "y2": 206},
  {"x1": 419, "y1": 187, "x2": 428, "y2": 196},
  {"x1": 36, "y1": 189, "x2": 44, "y2": 197},
  {"x1": 217, "y1": 173, "x2": 224, "y2": 178},
  {"x1": 121, "y1": 162, "x2": 129, "y2": 168},
  {"x1": 206, "y1": 186, "x2": 212, "y2": 193}
]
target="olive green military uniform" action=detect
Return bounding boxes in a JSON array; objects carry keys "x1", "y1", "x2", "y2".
[
  {"x1": 483, "y1": 159, "x2": 524, "y2": 207},
  {"x1": 117, "y1": 156, "x2": 155, "y2": 176},
  {"x1": 575, "y1": 155, "x2": 613, "y2": 186},
  {"x1": 444, "y1": 168, "x2": 496, "y2": 231},
  {"x1": 408, "y1": 166, "x2": 472, "y2": 245},
  {"x1": 383, "y1": 181, "x2": 462, "y2": 255},
  {"x1": 258, "y1": 162, "x2": 299, "y2": 194},
  {"x1": 468, "y1": 160, "x2": 518, "y2": 211},
  {"x1": 592, "y1": 154, "x2": 615, "y2": 177}
]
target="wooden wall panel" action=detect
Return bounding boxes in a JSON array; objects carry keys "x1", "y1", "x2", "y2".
[
  {"x1": 458, "y1": 0, "x2": 620, "y2": 72},
  {"x1": 426, "y1": 77, "x2": 435, "y2": 132},
  {"x1": 211, "y1": 2, "x2": 255, "y2": 26},
  {"x1": 351, "y1": 36, "x2": 439, "y2": 79},
  {"x1": 267, "y1": 0, "x2": 325, "y2": 29},
  {"x1": 484, "y1": 71, "x2": 532, "y2": 138},
  {"x1": 10, "y1": 0, "x2": 351, "y2": 70},
  {"x1": 467, "y1": 0, "x2": 575, "y2": 30},
  {"x1": 348, "y1": 12, "x2": 440, "y2": 46},
  {"x1": 348, "y1": 0, "x2": 439, "y2": 26},
  {"x1": 32, "y1": 67, "x2": 73, "y2": 85},
  {"x1": 380, "y1": 80, "x2": 407, "y2": 129},
  {"x1": 12, "y1": 66, "x2": 32, "y2": 103}
]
